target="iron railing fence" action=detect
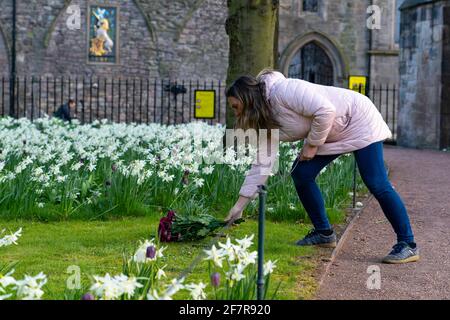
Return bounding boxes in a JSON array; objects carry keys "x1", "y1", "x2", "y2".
[
  {"x1": 357, "y1": 84, "x2": 398, "y2": 144},
  {"x1": 0, "y1": 76, "x2": 226, "y2": 125},
  {"x1": 0, "y1": 76, "x2": 398, "y2": 142}
]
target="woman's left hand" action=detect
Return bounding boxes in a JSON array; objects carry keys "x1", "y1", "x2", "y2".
[{"x1": 299, "y1": 143, "x2": 318, "y2": 161}]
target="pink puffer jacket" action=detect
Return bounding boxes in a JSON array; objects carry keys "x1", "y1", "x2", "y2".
[{"x1": 239, "y1": 71, "x2": 392, "y2": 199}]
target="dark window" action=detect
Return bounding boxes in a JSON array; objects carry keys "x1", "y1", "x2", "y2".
[
  {"x1": 303, "y1": 0, "x2": 318, "y2": 12},
  {"x1": 288, "y1": 42, "x2": 334, "y2": 86}
]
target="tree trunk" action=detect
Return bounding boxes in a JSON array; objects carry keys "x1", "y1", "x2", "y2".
[{"x1": 225, "y1": 0, "x2": 279, "y2": 128}]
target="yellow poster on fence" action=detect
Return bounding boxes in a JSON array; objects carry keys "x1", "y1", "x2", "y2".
[
  {"x1": 349, "y1": 76, "x2": 367, "y2": 95},
  {"x1": 194, "y1": 90, "x2": 215, "y2": 119}
]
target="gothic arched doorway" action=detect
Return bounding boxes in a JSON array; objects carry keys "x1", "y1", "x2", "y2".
[
  {"x1": 287, "y1": 41, "x2": 334, "y2": 85},
  {"x1": 279, "y1": 32, "x2": 348, "y2": 86}
]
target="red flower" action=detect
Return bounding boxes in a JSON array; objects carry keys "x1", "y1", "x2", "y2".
[{"x1": 158, "y1": 210, "x2": 180, "y2": 242}]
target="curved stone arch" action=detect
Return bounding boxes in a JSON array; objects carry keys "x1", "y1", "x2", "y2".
[
  {"x1": 0, "y1": 19, "x2": 10, "y2": 74},
  {"x1": 173, "y1": 0, "x2": 208, "y2": 42},
  {"x1": 279, "y1": 31, "x2": 349, "y2": 86},
  {"x1": 43, "y1": 0, "x2": 73, "y2": 48}
]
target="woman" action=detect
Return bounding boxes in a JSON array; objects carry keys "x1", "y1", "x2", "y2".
[{"x1": 224, "y1": 69, "x2": 419, "y2": 264}]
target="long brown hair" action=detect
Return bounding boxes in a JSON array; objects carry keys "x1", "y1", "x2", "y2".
[{"x1": 226, "y1": 73, "x2": 281, "y2": 131}]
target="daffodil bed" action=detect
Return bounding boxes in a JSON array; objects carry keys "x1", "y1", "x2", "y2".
[
  {"x1": 0, "y1": 117, "x2": 366, "y2": 300},
  {"x1": 0, "y1": 117, "x2": 363, "y2": 222}
]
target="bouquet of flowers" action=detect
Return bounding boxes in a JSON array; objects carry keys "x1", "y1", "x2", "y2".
[{"x1": 158, "y1": 210, "x2": 244, "y2": 242}]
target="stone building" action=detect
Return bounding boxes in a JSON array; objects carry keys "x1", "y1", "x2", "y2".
[
  {"x1": 0, "y1": 0, "x2": 403, "y2": 127},
  {"x1": 279, "y1": 0, "x2": 402, "y2": 88},
  {"x1": 278, "y1": 0, "x2": 404, "y2": 140},
  {"x1": 398, "y1": 0, "x2": 450, "y2": 150},
  {"x1": 0, "y1": 0, "x2": 404, "y2": 82},
  {"x1": 0, "y1": 0, "x2": 229, "y2": 79},
  {"x1": 0, "y1": 0, "x2": 229, "y2": 123}
]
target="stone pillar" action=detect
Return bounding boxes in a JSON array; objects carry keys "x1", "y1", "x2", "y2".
[
  {"x1": 398, "y1": 0, "x2": 450, "y2": 150},
  {"x1": 442, "y1": 5, "x2": 450, "y2": 148}
]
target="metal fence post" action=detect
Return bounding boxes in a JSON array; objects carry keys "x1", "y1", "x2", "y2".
[
  {"x1": 9, "y1": 0, "x2": 17, "y2": 118},
  {"x1": 257, "y1": 184, "x2": 267, "y2": 300}
]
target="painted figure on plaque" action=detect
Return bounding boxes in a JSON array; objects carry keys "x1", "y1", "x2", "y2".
[{"x1": 88, "y1": 6, "x2": 118, "y2": 63}]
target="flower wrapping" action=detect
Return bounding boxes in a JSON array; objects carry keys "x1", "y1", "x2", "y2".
[{"x1": 158, "y1": 210, "x2": 243, "y2": 242}]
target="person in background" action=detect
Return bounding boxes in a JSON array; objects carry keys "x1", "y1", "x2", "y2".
[{"x1": 53, "y1": 99, "x2": 76, "y2": 122}]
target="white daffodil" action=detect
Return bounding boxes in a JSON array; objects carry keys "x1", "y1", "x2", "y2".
[
  {"x1": 114, "y1": 274, "x2": 143, "y2": 297},
  {"x1": 235, "y1": 234, "x2": 254, "y2": 251},
  {"x1": 130, "y1": 160, "x2": 146, "y2": 176},
  {"x1": 156, "y1": 265, "x2": 167, "y2": 280},
  {"x1": 90, "y1": 273, "x2": 122, "y2": 300},
  {"x1": 218, "y1": 237, "x2": 238, "y2": 262},
  {"x1": 0, "y1": 270, "x2": 17, "y2": 290},
  {"x1": 202, "y1": 165, "x2": 214, "y2": 175},
  {"x1": 87, "y1": 162, "x2": 96, "y2": 172},
  {"x1": 193, "y1": 177, "x2": 204, "y2": 188},
  {"x1": 185, "y1": 282, "x2": 207, "y2": 300},
  {"x1": 203, "y1": 244, "x2": 225, "y2": 268},
  {"x1": 227, "y1": 264, "x2": 246, "y2": 282},
  {"x1": 263, "y1": 260, "x2": 278, "y2": 276},
  {"x1": 0, "y1": 228, "x2": 23, "y2": 247},
  {"x1": 14, "y1": 272, "x2": 47, "y2": 300},
  {"x1": 56, "y1": 175, "x2": 67, "y2": 183},
  {"x1": 164, "y1": 277, "x2": 185, "y2": 297},
  {"x1": 238, "y1": 250, "x2": 257, "y2": 267}
]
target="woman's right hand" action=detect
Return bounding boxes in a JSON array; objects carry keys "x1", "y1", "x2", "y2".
[
  {"x1": 224, "y1": 196, "x2": 251, "y2": 223},
  {"x1": 225, "y1": 206, "x2": 243, "y2": 223}
]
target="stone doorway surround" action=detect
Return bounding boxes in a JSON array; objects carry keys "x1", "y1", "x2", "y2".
[{"x1": 279, "y1": 31, "x2": 348, "y2": 87}]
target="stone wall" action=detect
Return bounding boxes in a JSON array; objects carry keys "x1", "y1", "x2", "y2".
[
  {"x1": 278, "y1": 0, "x2": 370, "y2": 87},
  {"x1": 0, "y1": 0, "x2": 229, "y2": 80},
  {"x1": 0, "y1": 36, "x2": 8, "y2": 76},
  {"x1": 0, "y1": 1, "x2": 12, "y2": 76},
  {"x1": 398, "y1": 0, "x2": 450, "y2": 149},
  {"x1": 278, "y1": 0, "x2": 400, "y2": 88},
  {"x1": 0, "y1": 0, "x2": 405, "y2": 125},
  {"x1": 441, "y1": 5, "x2": 450, "y2": 147},
  {"x1": 0, "y1": 0, "x2": 402, "y2": 84},
  {"x1": 369, "y1": 0, "x2": 400, "y2": 86}
]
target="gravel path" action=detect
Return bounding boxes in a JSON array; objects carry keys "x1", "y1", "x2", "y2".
[{"x1": 316, "y1": 145, "x2": 450, "y2": 299}]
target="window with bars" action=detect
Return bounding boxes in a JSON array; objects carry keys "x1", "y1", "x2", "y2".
[{"x1": 303, "y1": 0, "x2": 319, "y2": 13}]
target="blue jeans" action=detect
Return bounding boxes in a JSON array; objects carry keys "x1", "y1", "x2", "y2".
[{"x1": 291, "y1": 141, "x2": 415, "y2": 243}]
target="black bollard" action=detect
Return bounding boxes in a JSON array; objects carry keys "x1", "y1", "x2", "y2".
[{"x1": 257, "y1": 184, "x2": 267, "y2": 300}]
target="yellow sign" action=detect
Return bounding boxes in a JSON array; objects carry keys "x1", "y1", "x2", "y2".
[
  {"x1": 194, "y1": 90, "x2": 215, "y2": 119},
  {"x1": 349, "y1": 76, "x2": 367, "y2": 95}
]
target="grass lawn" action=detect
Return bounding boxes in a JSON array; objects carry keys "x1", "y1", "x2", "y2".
[{"x1": 0, "y1": 213, "x2": 326, "y2": 300}]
